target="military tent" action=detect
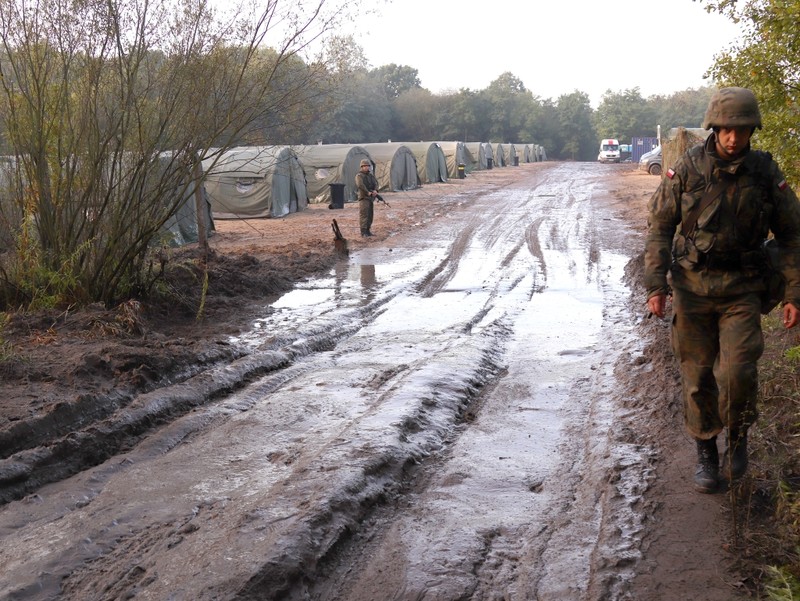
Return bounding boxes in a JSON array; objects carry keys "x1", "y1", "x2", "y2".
[
  {"x1": 402, "y1": 142, "x2": 448, "y2": 183},
  {"x1": 434, "y1": 141, "x2": 476, "y2": 176},
  {"x1": 129, "y1": 151, "x2": 216, "y2": 246},
  {"x1": 493, "y1": 143, "x2": 507, "y2": 167},
  {"x1": 465, "y1": 142, "x2": 489, "y2": 170},
  {"x1": 483, "y1": 143, "x2": 495, "y2": 168},
  {"x1": 160, "y1": 178, "x2": 215, "y2": 246},
  {"x1": 359, "y1": 143, "x2": 420, "y2": 191},
  {"x1": 292, "y1": 144, "x2": 373, "y2": 204},
  {"x1": 505, "y1": 144, "x2": 519, "y2": 166},
  {"x1": 516, "y1": 144, "x2": 532, "y2": 163},
  {"x1": 201, "y1": 146, "x2": 307, "y2": 219},
  {"x1": 0, "y1": 152, "x2": 215, "y2": 248}
]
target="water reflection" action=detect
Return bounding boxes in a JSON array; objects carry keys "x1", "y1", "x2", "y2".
[
  {"x1": 360, "y1": 264, "x2": 377, "y2": 304},
  {"x1": 360, "y1": 264, "x2": 376, "y2": 288}
]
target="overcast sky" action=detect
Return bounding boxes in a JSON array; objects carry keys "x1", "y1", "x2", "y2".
[{"x1": 346, "y1": 0, "x2": 744, "y2": 107}]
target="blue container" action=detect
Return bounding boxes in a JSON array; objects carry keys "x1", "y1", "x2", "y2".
[{"x1": 631, "y1": 137, "x2": 659, "y2": 164}]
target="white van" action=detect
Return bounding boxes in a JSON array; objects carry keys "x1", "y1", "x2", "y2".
[{"x1": 597, "y1": 139, "x2": 620, "y2": 163}]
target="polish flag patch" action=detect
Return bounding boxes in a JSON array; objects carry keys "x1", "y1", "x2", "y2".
[
  {"x1": 779, "y1": 179, "x2": 788, "y2": 191},
  {"x1": 666, "y1": 168, "x2": 676, "y2": 179}
]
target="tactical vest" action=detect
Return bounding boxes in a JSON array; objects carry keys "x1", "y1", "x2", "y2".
[{"x1": 672, "y1": 147, "x2": 775, "y2": 273}]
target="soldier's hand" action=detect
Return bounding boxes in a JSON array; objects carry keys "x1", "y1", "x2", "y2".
[
  {"x1": 783, "y1": 302, "x2": 800, "y2": 329},
  {"x1": 647, "y1": 294, "x2": 667, "y2": 319}
]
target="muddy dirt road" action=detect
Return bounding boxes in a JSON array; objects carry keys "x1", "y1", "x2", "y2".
[{"x1": 0, "y1": 163, "x2": 747, "y2": 600}]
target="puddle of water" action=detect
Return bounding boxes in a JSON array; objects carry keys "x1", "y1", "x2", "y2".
[
  {"x1": 337, "y1": 232, "x2": 640, "y2": 599},
  {"x1": 271, "y1": 287, "x2": 335, "y2": 308}
]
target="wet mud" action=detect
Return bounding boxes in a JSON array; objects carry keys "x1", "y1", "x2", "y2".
[{"x1": 0, "y1": 163, "x2": 747, "y2": 600}]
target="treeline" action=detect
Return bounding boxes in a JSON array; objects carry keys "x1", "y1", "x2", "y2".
[{"x1": 292, "y1": 40, "x2": 717, "y2": 163}]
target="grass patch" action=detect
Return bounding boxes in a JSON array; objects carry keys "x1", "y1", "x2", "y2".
[{"x1": 734, "y1": 312, "x2": 800, "y2": 597}]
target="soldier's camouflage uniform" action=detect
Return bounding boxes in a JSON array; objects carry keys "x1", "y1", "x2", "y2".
[
  {"x1": 644, "y1": 134, "x2": 800, "y2": 439},
  {"x1": 355, "y1": 169, "x2": 379, "y2": 234}
]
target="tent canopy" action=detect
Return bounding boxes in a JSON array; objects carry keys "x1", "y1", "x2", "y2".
[
  {"x1": 516, "y1": 144, "x2": 532, "y2": 163},
  {"x1": 464, "y1": 142, "x2": 489, "y2": 170},
  {"x1": 359, "y1": 143, "x2": 420, "y2": 192},
  {"x1": 434, "y1": 141, "x2": 476, "y2": 176},
  {"x1": 493, "y1": 143, "x2": 507, "y2": 167},
  {"x1": 132, "y1": 151, "x2": 216, "y2": 246},
  {"x1": 292, "y1": 144, "x2": 373, "y2": 203},
  {"x1": 202, "y1": 146, "x2": 308, "y2": 219},
  {"x1": 483, "y1": 143, "x2": 495, "y2": 166},
  {"x1": 504, "y1": 143, "x2": 518, "y2": 165},
  {"x1": 160, "y1": 178, "x2": 215, "y2": 246},
  {"x1": 401, "y1": 142, "x2": 448, "y2": 184}
]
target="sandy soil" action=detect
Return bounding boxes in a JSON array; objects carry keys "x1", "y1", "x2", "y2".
[{"x1": 0, "y1": 164, "x2": 759, "y2": 599}]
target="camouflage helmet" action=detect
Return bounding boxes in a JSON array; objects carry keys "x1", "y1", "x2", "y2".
[
  {"x1": 360, "y1": 159, "x2": 371, "y2": 167},
  {"x1": 702, "y1": 87, "x2": 762, "y2": 130}
]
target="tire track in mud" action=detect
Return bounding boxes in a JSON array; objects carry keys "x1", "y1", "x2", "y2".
[
  {"x1": 24, "y1": 317, "x2": 513, "y2": 601},
  {"x1": 306, "y1": 165, "x2": 656, "y2": 601},
  {"x1": 524, "y1": 215, "x2": 548, "y2": 286},
  {"x1": 1, "y1": 177, "x2": 535, "y2": 599},
  {"x1": 0, "y1": 177, "x2": 537, "y2": 506},
  {"x1": 414, "y1": 220, "x2": 478, "y2": 298},
  {"x1": 0, "y1": 300, "x2": 389, "y2": 504}
]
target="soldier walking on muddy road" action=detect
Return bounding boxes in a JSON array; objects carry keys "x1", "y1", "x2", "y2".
[
  {"x1": 356, "y1": 158, "x2": 379, "y2": 237},
  {"x1": 644, "y1": 87, "x2": 800, "y2": 493}
]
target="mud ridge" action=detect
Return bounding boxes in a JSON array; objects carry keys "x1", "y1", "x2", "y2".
[
  {"x1": 234, "y1": 322, "x2": 510, "y2": 601},
  {"x1": 0, "y1": 320, "x2": 365, "y2": 505},
  {"x1": 0, "y1": 342, "x2": 240, "y2": 460}
]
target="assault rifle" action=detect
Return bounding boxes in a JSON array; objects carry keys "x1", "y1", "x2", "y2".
[{"x1": 375, "y1": 192, "x2": 390, "y2": 207}]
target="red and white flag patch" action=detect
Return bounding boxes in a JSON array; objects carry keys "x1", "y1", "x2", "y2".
[
  {"x1": 778, "y1": 179, "x2": 788, "y2": 191},
  {"x1": 666, "y1": 168, "x2": 676, "y2": 179}
]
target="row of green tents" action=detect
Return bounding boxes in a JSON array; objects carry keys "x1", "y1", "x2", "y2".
[
  {"x1": 201, "y1": 141, "x2": 547, "y2": 220},
  {"x1": 0, "y1": 141, "x2": 547, "y2": 249}
]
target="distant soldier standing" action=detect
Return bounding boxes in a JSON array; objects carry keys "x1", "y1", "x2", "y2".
[
  {"x1": 355, "y1": 158, "x2": 379, "y2": 237},
  {"x1": 644, "y1": 87, "x2": 800, "y2": 493}
]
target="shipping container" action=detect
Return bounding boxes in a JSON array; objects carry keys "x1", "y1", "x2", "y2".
[{"x1": 631, "y1": 137, "x2": 659, "y2": 164}]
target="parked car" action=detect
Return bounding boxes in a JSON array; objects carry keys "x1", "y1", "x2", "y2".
[{"x1": 639, "y1": 146, "x2": 662, "y2": 175}]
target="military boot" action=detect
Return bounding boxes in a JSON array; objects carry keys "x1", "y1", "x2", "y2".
[
  {"x1": 694, "y1": 436, "x2": 719, "y2": 494},
  {"x1": 723, "y1": 430, "x2": 748, "y2": 480}
]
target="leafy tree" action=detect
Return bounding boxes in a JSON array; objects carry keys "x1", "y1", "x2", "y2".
[
  {"x1": 489, "y1": 72, "x2": 528, "y2": 94},
  {"x1": 594, "y1": 88, "x2": 656, "y2": 143},
  {"x1": 435, "y1": 88, "x2": 490, "y2": 142},
  {"x1": 392, "y1": 87, "x2": 440, "y2": 141},
  {"x1": 704, "y1": 0, "x2": 800, "y2": 184},
  {"x1": 311, "y1": 70, "x2": 392, "y2": 143},
  {"x1": 370, "y1": 64, "x2": 421, "y2": 100},
  {"x1": 523, "y1": 98, "x2": 561, "y2": 156},
  {"x1": 556, "y1": 91, "x2": 596, "y2": 161},
  {"x1": 322, "y1": 34, "x2": 371, "y2": 75},
  {"x1": 484, "y1": 72, "x2": 532, "y2": 142},
  {"x1": 236, "y1": 49, "x2": 334, "y2": 146},
  {"x1": 648, "y1": 87, "x2": 716, "y2": 133}
]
